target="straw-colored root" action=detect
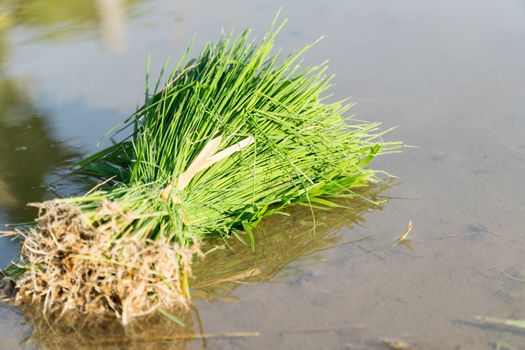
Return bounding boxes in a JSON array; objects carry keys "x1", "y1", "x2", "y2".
[{"x1": 14, "y1": 201, "x2": 201, "y2": 325}]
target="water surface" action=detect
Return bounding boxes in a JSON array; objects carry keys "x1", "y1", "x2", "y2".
[{"x1": 1, "y1": 0, "x2": 525, "y2": 349}]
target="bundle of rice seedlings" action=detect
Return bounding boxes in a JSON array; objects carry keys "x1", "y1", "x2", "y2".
[
  {"x1": 2, "y1": 16, "x2": 402, "y2": 324},
  {"x1": 22, "y1": 185, "x2": 388, "y2": 350}
]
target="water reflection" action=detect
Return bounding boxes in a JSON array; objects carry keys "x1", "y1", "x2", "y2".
[
  {"x1": 0, "y1": 77, "x2": 76, "y2": 223},
  {"x1": 95, "y1": 0, "x2": 127, "y2": 52},
  {"x1": 0, "y1": 0, "x2": 141, "y2": 51},
  {"x1": 20, "y1": 184, "x2": 390, "y2": 350},
  {"x1": 22, "y1": 310, "x2": 196, "y2": 350}
]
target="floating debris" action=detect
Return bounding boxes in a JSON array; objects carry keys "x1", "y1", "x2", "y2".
[
  {"x1": 394, "y1": 220, "x2": 413, "y2": 246},
  {"x1": 382, "y1": 338, "x2": 412, "y2": 350}
]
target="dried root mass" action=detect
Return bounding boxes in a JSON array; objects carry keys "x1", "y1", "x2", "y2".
[{"x1": 15, "y1": 201, "x2": 200, "y2": 325}]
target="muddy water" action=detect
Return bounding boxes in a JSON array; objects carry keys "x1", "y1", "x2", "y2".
[{"x1": 1, "y1": 0, "x2": 525, "y2": 349}]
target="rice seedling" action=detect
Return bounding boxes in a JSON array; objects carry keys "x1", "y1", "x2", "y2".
[{"x1": 2, "y1": 15, "x2": 402, "y2": 324}]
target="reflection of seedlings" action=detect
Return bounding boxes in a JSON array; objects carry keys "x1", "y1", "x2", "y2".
[
  {"x1": 21, "y1": 306, "x2": 197, "y2": 350},
  {"x1": 195, "y1": 268, "x2": 262, "y2": 289},
  {"x1": 192, "y1": 184, "x2": 390, "y2": 300}
]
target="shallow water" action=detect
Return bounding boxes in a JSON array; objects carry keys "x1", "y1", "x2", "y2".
[{"x1": 1, "y1": 0, "x2": 525, "y2": 349}]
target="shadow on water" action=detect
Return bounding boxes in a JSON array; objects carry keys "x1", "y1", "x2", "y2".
[{"x1": 18, "y1": 184, "x2": 392, "y2": 350}]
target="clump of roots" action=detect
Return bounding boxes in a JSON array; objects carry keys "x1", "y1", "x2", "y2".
[{"x1": 13, "y1": 201, "x2": 201, "y2": 325}]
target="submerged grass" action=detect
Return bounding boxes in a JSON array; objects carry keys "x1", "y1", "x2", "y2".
[{"x1": 2, "y1": 15, "x2": 402, "y2": 324}]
